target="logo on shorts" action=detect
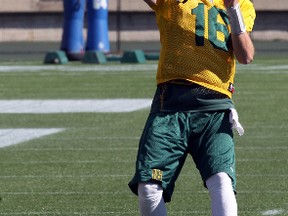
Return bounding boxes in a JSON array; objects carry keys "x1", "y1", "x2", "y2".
[{"x1": 152, "y1": 169, "x2": 163, "y2": 181}]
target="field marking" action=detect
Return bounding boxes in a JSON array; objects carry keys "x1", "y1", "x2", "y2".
[
  {"x1": 237, "y1": 159, "x2": 288, "y2": 162},
  {"x1": 0, "y1": 99, "x2": 152, "y2": 113},
  {"x1": 0, "y1": 159, "x2": 286, "y2": 166},
  {"x1": 0, "y1": 65, "x2": 158, "y2": 73},
  {"x1": 237, "y1": 64, "x2": 288, "y2": 73},
  {"x1": 0, "y1": 191, "x2": 128, "y2": 195},
  {"x1": 236, "y1": 146, "x2": 288, "y2": 150},
  {"x1": 1, "y1": 146, "x2": 286, "y2": 152},
  {"x1": 1, "y1": 64, "x2": 288, "y2": 74},
  {"x1": 262, "y1": 209, "x2": 285, "y2": 215},
  {"x1": 0, "y1": 160, "x2": 133, "y2": 164},
  {"x1": 0, "y1": 147, "x2": 138, "y2": 151},
  {"x1": 0, "y1": 190, "x2": 286, "y2": 196},
  {"x1": 0, "y1": 210, "x2": 279, "y2": 216},
  {"x1": 0, "y1": 212, "x2": 139, "y2": 215},
  {"x1": 0, "y1": 174, "x2": 130, "y2": 179},
  {"x1": 0, "y1": 128, "x2": 64, "y2": 148},
  {"x1": 1, "y1": 173, "x2": 288, "y2": 179}
]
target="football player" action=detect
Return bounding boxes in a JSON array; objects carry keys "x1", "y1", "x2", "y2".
[{"x1": 129, "y1": 0, "x2": 256, "y2": 215}]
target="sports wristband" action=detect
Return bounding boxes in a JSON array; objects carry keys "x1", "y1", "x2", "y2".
[{"x1": 227, "y1": 3, "x2": 246, "y2": 35}]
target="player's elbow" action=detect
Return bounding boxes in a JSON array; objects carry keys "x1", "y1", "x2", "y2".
[
  {"x1": 238, "y1": 54, "x2": 254, "y2": 64},
  {"x1": 244, "y1": 57, "x2": 253, "y2": 65},
  {"x1": 236, "y1": 49, "x2": 254, "y2": 64}
]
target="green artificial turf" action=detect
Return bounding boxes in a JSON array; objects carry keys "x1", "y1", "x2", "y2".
[{"x1": 0, "y1": 51, "x2": 287, "y2": 215}]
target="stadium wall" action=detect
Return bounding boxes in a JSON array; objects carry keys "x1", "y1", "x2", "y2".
[{"x1": 0, "y1": 0, "x2": 287, "y2": 44}]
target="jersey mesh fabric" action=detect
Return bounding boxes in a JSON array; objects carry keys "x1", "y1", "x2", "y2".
[{"x1": 153, "y1": 0, "x2": 256, "y2": 98}]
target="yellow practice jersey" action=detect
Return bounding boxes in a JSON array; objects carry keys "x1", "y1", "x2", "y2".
[{"x1": 151, "y1": 0, "x2": 256, "y2": 98}]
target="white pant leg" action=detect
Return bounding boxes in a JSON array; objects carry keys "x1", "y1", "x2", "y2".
[
  {"x1": 138, "y1": 183, "x2": 167, "y2": 216},
  {"x1": 206, "y1": 172, "x2": 238, "y2": 216}
]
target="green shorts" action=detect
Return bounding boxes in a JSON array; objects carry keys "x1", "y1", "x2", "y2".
[{"x1": 128, "y1": 83, "x2": 236, "y2": 202}]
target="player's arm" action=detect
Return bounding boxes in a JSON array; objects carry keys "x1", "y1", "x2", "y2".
[
  {"x1": 143, "y1": 0, "x2": 157, "y2": 9},
  {"x1": 225, "y1": 0, "x2": 255, "y2": 64},
  {"x1": 231, "y1": 30, "x2": 254, "y2": 64}
]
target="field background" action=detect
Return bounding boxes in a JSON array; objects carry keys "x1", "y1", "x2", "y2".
[{"x1": 0, "y1": 41, "x2": 287, "y2": 215}]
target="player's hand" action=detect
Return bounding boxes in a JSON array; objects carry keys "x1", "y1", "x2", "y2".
[{"x1": 224, "y1": 0, "x2": 239, "y2": 8}]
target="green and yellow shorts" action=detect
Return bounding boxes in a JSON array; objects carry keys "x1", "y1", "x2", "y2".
[{"x1": 128, "y1": 83, "x2": 236, "y2": 203}]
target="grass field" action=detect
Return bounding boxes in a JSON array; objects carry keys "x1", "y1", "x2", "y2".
[{"x1": 0, "y1": 43, "x2": 287, "y2": 215}]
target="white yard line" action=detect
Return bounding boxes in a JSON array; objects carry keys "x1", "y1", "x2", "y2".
[
  {"x1": 1, "y1": 173, "x2": 288, "y2": 179},
  {"x1": 0, "y1": 160, "x2": 133, "y2": 164},
  {"x1": 0, "y1": 212, "x2": 139, "y2": 215},
  {"x1": 0, "y1": 147, "x2": 138, "y2": 151},
  {"x1": 0, "y1": 190, "x2": 286, "y2": 196},
  {"x1": 0, "y1": 174, "x2": 130, "y2": 179},
  {"x1": 0, "y1": 128, "x2": 64, "y2": 148},
  {"x1": 237, "y1": 64, "x2": 288, "y2": 72},
  {"x1": 0, "y1": 191, "x2": 127, "y2": 195},
  {"x1": 262, "y1": 209, "x2": 285, "y2": 215},
  {"x1": 0, "y1": 213, "x2": 138, "y2": 215},
  {"x1": 0, "y1": 158, "x2": 285, "y2": 165},
  {"x1": 0, "y1": 65, "x2": 158, "y2": 72},
  {"x1": 0, "y1": 64, "x2": 288, "y2": 73},
  {"x1": 0, "y1": 99, "x2": 152, "y2": 113},
  {"x1": 0, "y1": 99, "x2": 151, "y2": 148}
]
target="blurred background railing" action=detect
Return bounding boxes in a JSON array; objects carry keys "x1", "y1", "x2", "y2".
[{"x1": 0, "y1": 0, "x2": 287, "y2": 58}]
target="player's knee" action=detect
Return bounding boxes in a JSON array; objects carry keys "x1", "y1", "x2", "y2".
[
  {"x1": 138, "y1": 182, "x2": 166, "y2": 216},
  {"x1": 138, "y1": 182, "x2": 163, "y2": 202},
  {"x1": 206, "y1": 172, "x2": 232, "y2": 192}
]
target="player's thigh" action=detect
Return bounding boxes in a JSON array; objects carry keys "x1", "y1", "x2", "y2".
[
  {"x1": 135, "y1": 112, "x2": 189, "y2": 200},
  {"x1": 190, "y1": 111, "x2": 236, "y2": 188}
]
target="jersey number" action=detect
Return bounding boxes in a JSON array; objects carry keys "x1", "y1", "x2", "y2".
[{"x1": 192, "y1": 3, "x2": 230, "y2": 51}]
